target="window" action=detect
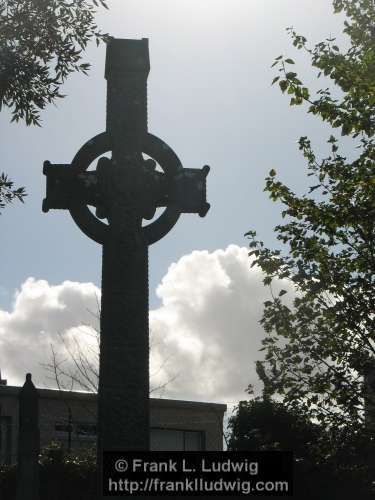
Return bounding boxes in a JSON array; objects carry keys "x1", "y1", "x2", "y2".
[
  {"x1": 53, "y1": 423, "x2": 205, "y2": 451},
  {"x1": 76, "y1": 423, "x2": 97, "y2": 438},
  {"x1": 55, "y1": 421, "x2": 97, "y2": 441},
  {"x1": 185, "y1": 431, "x2": 203, "y2": 451},
  {"x1": 151, "y1": 429, "x2": 204, "y2": 451},
  {"x1": 55, "y1": 423, "x2": 72, "y2": 433}
]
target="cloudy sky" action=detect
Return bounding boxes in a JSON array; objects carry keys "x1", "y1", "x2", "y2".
[{"x1": 1, "y1": 1, "x2": 347, "y2": 411}]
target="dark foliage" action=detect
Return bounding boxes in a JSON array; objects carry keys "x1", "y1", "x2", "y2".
[
  {"x1": 0, "y1": 442, "x2": 97, "y2": 500},
  {"x1": 0, "y1": 0, "x2": 109, "y2": 212},
  {"x1": 227, "y1": 398, "x2": 375, "y2": 498},
  {"x1": 0, "y1": 172, "x2": 26, "y2": 213},
  {"x1": 0, "y1": 0, "x2": 108, "y2": 125}
]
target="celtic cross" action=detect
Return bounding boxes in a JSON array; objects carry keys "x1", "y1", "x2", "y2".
[{"x1": 42, "y1": 38, "x2": 210, "y2": 495}]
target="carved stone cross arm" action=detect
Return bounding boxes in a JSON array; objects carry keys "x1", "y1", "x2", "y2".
[{"x1": 42, "y1": 158, "x2": 209, "y2": 225}]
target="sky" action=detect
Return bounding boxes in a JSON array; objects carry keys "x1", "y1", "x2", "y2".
[{"x1": 0, "y1": 0, "x2": 348, "y2": 415}]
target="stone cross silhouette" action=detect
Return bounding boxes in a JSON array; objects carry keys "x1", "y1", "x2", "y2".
[{"x1": 42, "y1": 37, "x2": 209, "y2": 488}]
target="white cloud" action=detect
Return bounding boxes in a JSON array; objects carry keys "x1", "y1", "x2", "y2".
[
  {"x1": 0, "y1": 246, "x2": 293, "y2": 406},
  {"x1": 150, "y1": 245, "x2": 277, "y2": 404},
  {"x1": 0, "y1": 278, "x2": 100, "y2": 387}
]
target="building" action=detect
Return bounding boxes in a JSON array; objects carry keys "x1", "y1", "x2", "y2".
[{"x1": 0, "y1": 378, "x2": 226, "y2": 464}]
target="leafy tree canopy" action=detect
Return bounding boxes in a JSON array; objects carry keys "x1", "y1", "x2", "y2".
[
  {"x1": 0, "y1": 0, "x2": 108, "y2": 212},
  {"x1": 246, "y1": 0, "x2": 375, "y2": 446},
  {"x1": 0, "y1": 0, "x2": 108, "y2": 125}
]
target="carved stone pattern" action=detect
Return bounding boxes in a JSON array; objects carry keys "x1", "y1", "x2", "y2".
[
  {"x1": 106, "y1": 75, "x2": 148, "y2": 162},
  {"x1": 98, "y1": 228, "x2": 149, "y2": 453}
]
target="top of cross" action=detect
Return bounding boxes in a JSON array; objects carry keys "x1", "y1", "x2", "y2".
[{"x1": 105, "y1": 38, "x2": 150, "y2": 77}]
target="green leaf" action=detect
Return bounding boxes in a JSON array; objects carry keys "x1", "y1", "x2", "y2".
[
  {"x1": 279, "y1": 80, "x2": 288, "y2": 93},
  {"x1": 341, "y1": 122, "x2": 352, "y2": 135}
]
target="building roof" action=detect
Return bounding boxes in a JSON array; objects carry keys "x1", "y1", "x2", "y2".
[{"x1": 0, "y1": 384, "x2": 227, "y2": 413}]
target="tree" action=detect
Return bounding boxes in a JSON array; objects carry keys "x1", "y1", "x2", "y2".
[
  {"x1": 227, "y1": 397, "x2": 319, "y2": 458},
  {"x1": 246, "y1": 0, "x2": 375, "y2": 449},
  {"x1": 43, "y1": 308, "x2": 177, "y2": 396},
  {"x1": 41, "y1": 311, "x2": 177, "y2": 456},
  {"x1": 227, "y1": 396, "x2": 374, "y2": 499},
  {"x1": 0, "y1": 0, "x2": 108, "y2": 211}
]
